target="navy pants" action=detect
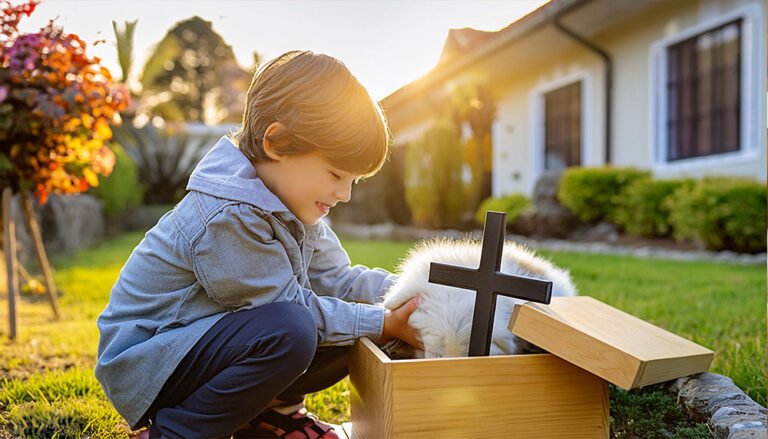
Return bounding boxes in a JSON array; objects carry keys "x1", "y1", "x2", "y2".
[{"x1": 140, "y1": 301, "x2": 351, "y2": 439}]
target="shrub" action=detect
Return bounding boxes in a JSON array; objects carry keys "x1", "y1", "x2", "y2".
[
  {"x1": 88, "y1": 143, "x2": 143, "y2": 217},
  {"x1": 667, "y1": 177, "x2": 766, "y2": 253},
  {"x1": 614, "y1": 178, "x2": 695, "y2": 238},
  {"x1": 0, "y1": 1, "x2": 129, "y2": 203},
  {"x1": 475, "y1": 194, "x2": 530, "y2": 226},
  {"x1": 404, "y1": 120, "x2": 466, "y2": 229},
  {"x1": 111, "y1": 122, "x2": 221, "y2": 204},
  {"x1": 558, "y1": 167, "x2": 650, "y2": 223}
]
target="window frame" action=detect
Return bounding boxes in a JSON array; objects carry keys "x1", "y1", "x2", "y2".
[
  {"x1": 529, "y1": 71, "x2": 592, "y2": 193},
  {"x1": 543, "y1": 80, "x2": 583, "y2": 171},
  {"x1": 649, "y1": 4, "x2": 763, "y2": 171}
]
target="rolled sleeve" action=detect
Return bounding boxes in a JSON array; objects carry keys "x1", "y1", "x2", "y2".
[
  {"x1": 297, "y1": 288, "x2": 386, "y2": 345},
  {"x1": 308, "y1": 222, "x2": 396, "y2": 304}
]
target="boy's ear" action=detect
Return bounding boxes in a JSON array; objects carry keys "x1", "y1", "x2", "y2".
[{"x1": 262, "y1": 122, "x2": 291, "y2": 161}]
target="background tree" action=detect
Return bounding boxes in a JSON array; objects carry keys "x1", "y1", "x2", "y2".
[
  {"x1": 0, "y1": 0, "x2": 129, "y2": 202},
  {"x1": 0, "y1": 0, "x2": 129, "y2": 337},
  {"x1": 138, "y1": 16, "x2": 251, "y2": 124},
  {"x1": 112, "y1": 19, "x2": 136, "y2": 84},
  {"x1": 404, "y1": 119, "x2": 466, "y2": 229},
  {"x1": 452, "y1": 83, "x2": 496, "y2": 212}
]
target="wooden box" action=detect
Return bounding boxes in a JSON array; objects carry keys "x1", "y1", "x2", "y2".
[
  {"x1": 349, "y1": 337, "x2": 610, "y2": 438},
  {"x1": 349, "y1": 296, "x2": 713, "y2": 438}
]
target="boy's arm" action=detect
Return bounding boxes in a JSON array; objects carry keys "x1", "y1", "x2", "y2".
[
  {"x1": 307, "y1": 221, "x2": 397, "y2": 304},
  {"x1": 192, "y1": 204, "x2": 385, "y2": 345}
]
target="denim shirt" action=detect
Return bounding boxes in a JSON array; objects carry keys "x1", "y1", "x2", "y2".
[{"x1": 95, "y1": 136, "x2": 394, "y2": 428}]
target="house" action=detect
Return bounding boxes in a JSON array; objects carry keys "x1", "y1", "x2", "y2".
[{"x1": 381, "y1": 0, "x2": 767, "y2": 197}]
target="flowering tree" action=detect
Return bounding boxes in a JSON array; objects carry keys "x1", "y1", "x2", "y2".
[
  {"x1": 0, "y1": 0, "x2": 130, "y2": 203},
  {"x1": 0, "y1": 0, "x2": 130, "y2": 337}
]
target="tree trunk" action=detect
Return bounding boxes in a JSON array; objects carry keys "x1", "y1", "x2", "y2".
[
  {"x1": 2, "y1": 187, "x2": 19, "y2": 340},
  {"x1": 21, "y1": 191, "x2": 60, "y2": 320}
]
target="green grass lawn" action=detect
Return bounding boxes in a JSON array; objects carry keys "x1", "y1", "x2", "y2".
[{"x1": 0, "y1": 232, "x2": 764, "y2": 438}]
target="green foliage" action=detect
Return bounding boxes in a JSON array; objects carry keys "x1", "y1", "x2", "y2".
[
  {"x1": 451, "y1": 83, "x2": 496, "y2": 210},
  {"x1": 609, "y1": 385, "x2": 711, "y2": 438},
  {"x1": 112, "y1": 20, "x2": 137, "y2": 84},
  {"x1": 614, "y1": 178, "x2": 695, "y2": 238},
  {"x1": 666, "y1": 177, "x2": 766, "y2": 253},
  {"x1": 0, "y1": 368, "x2": 130, "y2": 438},
  {"x1": 558, "y1": 167, "x2": 651, "y2": 223},
  {"x1": 475, "y1": 194, "x2": 530, "y2": 225},
  {"x1": 404, "y1": 120, "x2": 467, "y2": 229},
  {"x1": 305, "y1": 380, "x2": 350, "y2": 424},
  {"x1": 112, "y1": 122, "x2": 221, "y2": 204},
  {"x1": 139, "y1": 16, "x2": 251, "y2": 124},
  {"x1": 88, "y1": 143, "x2": 143, "y2": 217}
]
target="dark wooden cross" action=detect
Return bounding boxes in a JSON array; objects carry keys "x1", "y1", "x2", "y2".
[{"x1": 428, "y1": 211, "x2": 553, "y2": 356}]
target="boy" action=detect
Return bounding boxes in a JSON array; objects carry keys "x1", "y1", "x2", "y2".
[{"x1": 96, "y1": 50, "x2": 422, "y2": 439}]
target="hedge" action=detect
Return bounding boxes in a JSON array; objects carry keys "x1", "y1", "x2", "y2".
[
  {"x1": 475, "y1": 194, "x2": 530, "y2": 226},
  {"x1": 667, "y1": 177, "x2": 766, "y2": 253},
  {"x1": 558, "y1": 167, "x2": 650, "y2": 223},
  {"x1": 614, "y1": 178, "x2": 695, "y2": 238}
]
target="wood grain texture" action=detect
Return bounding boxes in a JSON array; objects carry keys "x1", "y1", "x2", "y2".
[
  {"x1": 509, "y1": 296, "x2": 714, "y2": 389},
  {"x1": 349, "y1": 337, "x2": 609, "y2": 438},
  {"x1": 350, "y1": 337, "x2": 395, "y2": 438}
]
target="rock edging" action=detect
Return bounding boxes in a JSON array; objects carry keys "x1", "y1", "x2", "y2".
[
  {"x1": 666, "y1": 373, "x2": 767, "y2": 438},
  {"x1": 332, "y1": 222, "x2": 766, "y2": 265}
]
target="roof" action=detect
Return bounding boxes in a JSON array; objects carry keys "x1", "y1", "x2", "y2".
[
  {"x1": 381, "y1": 0, "x2": 588, "y2": 109},
  {"x1": 438, "y1": 27, "x2": 499, "y2": 64}
]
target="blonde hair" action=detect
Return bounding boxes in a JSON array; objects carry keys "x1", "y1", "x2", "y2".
[{"x1": 231, "y1": 50, "x2": 391, "y2": 178}]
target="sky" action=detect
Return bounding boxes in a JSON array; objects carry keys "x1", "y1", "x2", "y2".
[{"x1": 17, "y1": 0, "x2": 550, "y2": 100}]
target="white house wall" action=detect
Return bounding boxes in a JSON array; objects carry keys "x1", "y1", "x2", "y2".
[
  {"x1": 491, "y1": 39, "x2": 606, "y2": 196},
  {"x1": 597, "y1": 0, "x2": 766, "y2": 180}
]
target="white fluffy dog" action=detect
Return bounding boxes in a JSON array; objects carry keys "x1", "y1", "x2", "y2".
[{"x1": 383, "y1": 238, "x2": 577, "y2": 359}]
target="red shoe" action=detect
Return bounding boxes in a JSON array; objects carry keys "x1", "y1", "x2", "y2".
[{"x1": 241, "y1": 408, "x2": 339, "y2": 439}]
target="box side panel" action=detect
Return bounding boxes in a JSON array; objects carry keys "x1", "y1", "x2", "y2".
[
  {"x1": 634, "y1": 353, "x2": 715, "y2": 388},
  {"x1": 388, "y1": 354, "x2": 609, "y2": 438},
  {"x1": 349, "y1": 338, "x2": 394, "y2": 438}
]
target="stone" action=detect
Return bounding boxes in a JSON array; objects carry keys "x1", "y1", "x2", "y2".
[
  {"x1": 571, "y1": 222, "x2": 620, "y2": 242},
  {"x1": 532, "y1": 169, "x2": 563, "y2": 204},
  {"x1": 40, "y1": 194, "x2": 105, "y2": 252},
  {"x1": 711, "y1": 406, "x2": 767, "y2": 439},
  {"x1": 515, "y1": 203, "x2": 579, "y2": 239},
  {"x1": 515, "y1": 170, "x2": 580, "y2": 239},
  {"x1": 118, "y1": 204, "x2": 173, "y2": 231},
  {"x1": 668, "y1": 373, "x2": 767, "y2": 439}
]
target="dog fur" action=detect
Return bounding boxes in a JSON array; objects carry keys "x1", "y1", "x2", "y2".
[{"x1": 383, "y1": 238, "x2": 577, "y2": 359}]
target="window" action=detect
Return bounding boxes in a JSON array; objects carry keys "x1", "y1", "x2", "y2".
[
  {"x1": 666, "y1": 20, "x2": 741, "y2": 161},
  {"x1": 544, "y1": 81, "x2": 581, "y2": 170}
]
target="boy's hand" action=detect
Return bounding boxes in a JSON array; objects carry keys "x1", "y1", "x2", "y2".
[{"x1": 377, "y1": 297, "x2": 423, "y2": 350}]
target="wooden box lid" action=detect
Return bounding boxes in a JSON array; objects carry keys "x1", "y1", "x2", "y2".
[{"x1": 508, "y1": 296, "x2": 714, "y2": 389}]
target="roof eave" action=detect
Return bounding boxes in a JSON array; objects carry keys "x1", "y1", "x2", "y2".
[{"x1": 381, "y1": 0, "x2": 590, "y2": 109}]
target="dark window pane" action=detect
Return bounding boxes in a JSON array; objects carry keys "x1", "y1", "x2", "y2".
[
  {"x1": 666, "y1": 19, "x2": 741, "y2": 160},
  {"x1": 544, "y1": 81, "x2": 581, "y2": 170}
]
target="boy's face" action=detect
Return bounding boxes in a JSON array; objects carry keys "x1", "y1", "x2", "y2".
[{"x1": 262, "y1": 150, "x2": 360, "y2": 225}]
